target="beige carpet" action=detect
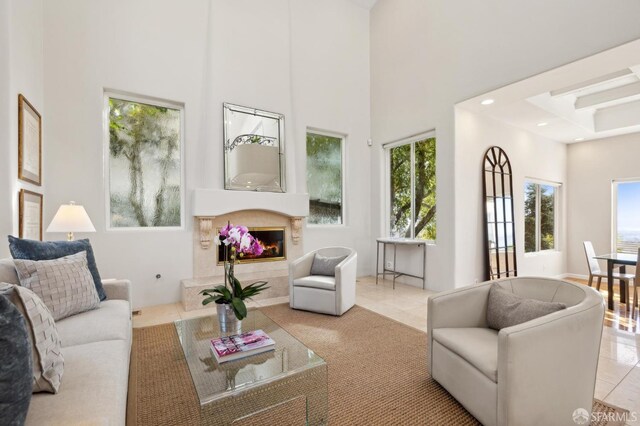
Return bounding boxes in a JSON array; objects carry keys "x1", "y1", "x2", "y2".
[{"x1": 128, "y1": 304, "x2": 628, "y2": 425}]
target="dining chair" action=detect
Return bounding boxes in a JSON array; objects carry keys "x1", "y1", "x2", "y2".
[
  {"x1": 632, "y1": 248, "x2": 640, "y2": 310},
  {"x1": 583, "y1": 241, "x2": 632, "y2": 294}
]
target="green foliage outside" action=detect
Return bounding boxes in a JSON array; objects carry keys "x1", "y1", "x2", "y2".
[
  {"x1": 307, "y1": 133, "x2": 342, "y2": 225},
  {"x1": 109, "y1": 98, "x2": 181, "y2": 227},
  {"x1": 390, "y1": 137, "x2": 436, "y2": 240},
  {"x1": 524, "y1": 182, "x2": 555, "y2": 252}
]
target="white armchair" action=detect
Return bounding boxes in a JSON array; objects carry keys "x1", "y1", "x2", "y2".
[
  {"x1": 427, "y1": 277, "x2": 605, "y2": 426},
  {"x1": 289, "y1": 247, "x2": 357, "y2": 316}
]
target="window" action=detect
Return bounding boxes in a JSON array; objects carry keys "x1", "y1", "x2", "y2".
[
  {"x1": 306, "y1": 131, "x2": 344, "y2": 225},
  {"x1": 524, "y1": 180, "x2": 558, "y2": 252},
  {"x1": 105, "y1": 93, "x2": 184, "y2": 229},
  {"x1": 613, "y1": 180, "x2": 640, "y2": 254},
  {"x1": 386, "y1": 134, "x2": 436, "y2": 240}
]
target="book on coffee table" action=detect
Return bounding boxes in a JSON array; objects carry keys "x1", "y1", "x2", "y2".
[{"x1": 210, "y1": 329, "x2": 276, "y2": 363}]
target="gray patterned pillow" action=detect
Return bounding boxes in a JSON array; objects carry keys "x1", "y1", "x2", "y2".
[
  {"x1": 0, "y1": 282, "x2": 64, "y2": 393},
  {"x1": 13, "y1": 251, "x2": 100, "y2": 321},
  {"x1": 310, "y1": 253, "x2": 348, "y2": 277}
]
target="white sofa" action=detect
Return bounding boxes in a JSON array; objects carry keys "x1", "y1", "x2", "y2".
[
  {"x1": 427, "y1": 277, "x2": 605, "y2": 426},
  {"x1": 289, "y1": 247, "x2": 357, "y2": 316},
  {"x1": 0, "y1": 258, "x2": 132, "y2": 426}
]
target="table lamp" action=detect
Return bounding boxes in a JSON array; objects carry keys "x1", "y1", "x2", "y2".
[{"x1": 46, "y1": 201, "x2": 96, "y2": 241}]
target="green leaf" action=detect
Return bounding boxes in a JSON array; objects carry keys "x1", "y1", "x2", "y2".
[
  {"x1": 231, "y1": 297, "x2": 247, "y2": 320},
  {"x1": 202, "y1": 295, "x2": 221, "y2": 305},
  {"x1": 231, "y1": 276, "x2": 243, "y2": 298}
]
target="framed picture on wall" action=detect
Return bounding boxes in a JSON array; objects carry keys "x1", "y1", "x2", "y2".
[
  {"x1": 19, "y1": 189, "x2": 43, "y2": 241},
  {"x1": 18, "y1": 94, "x2": 42, "y2": 185}
]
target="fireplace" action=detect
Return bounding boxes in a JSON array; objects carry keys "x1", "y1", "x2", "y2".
[{"x1": 217, "y1": 227, "x2": 286, "y2": 264}]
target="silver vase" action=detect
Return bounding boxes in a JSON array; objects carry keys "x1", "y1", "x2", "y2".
[{"x1": 216, "y1": 303, "x2": 242, "y2": 334}]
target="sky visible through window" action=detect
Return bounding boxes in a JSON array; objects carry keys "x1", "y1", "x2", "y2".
[{"x1": 616, "y1": 181, "x2": 640, "y2": 253}]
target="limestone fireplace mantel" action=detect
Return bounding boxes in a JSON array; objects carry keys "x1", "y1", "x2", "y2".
[{"x1": 192, "y1": 189, "x2": 309, "y2": 249}]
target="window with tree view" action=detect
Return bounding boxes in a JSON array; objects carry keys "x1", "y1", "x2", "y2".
[
  {"x1": 107, "y1": 95, "x2": 183, "y2": 228},
  {"x1": 524, "y1": 181, "x2": 557, "y2": 252},
  {"x1": 307, "y1": 132, "x2": 343, "y2": 225},
  {"x1": 613, "y1": 180, "x2": 640, "y2": 254},
  {"x1": 388, "y1": 136, "x2": 436, "y2": 240}
]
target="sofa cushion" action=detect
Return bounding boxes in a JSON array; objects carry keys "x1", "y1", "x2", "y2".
[
  {"x1": 310, "y1": 253, "x2": 347, "y2": 277},
  {"x1": 56, "y1": 300, "x2": 131, "y2": 348},
  {"x1": 9, "y1": 236, "x2": 106, "y2": 301},
  {"x1": 293, "y1": 275, "x2": 336, "y2": 291},
  {"x1": 0, "y1": 283, "x2": 64, "y2": 394},
  {"x1": 25, "y1": 339, "x2": 129, "y2": 426},
  {"x1": 14, "y1": 251, "x2": 100, "y2": 321},
  {"x1": 432, "y1": 327, "x2": 499, "y2": 382},
  {"x1": 0, "y1": 294, "x2": 33, "y2": 424},
  {"x1": 486, "y1": 284, "x2": 566, "y2": 330}
]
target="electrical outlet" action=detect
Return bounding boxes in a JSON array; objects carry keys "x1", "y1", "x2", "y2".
[{"x1": 385, "y1": 261, "x2": 394, "y2": 269}]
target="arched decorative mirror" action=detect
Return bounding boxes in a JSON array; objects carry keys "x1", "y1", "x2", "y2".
[{"x1": 482, "y1": 146, "x2": 517, "y2": 280}]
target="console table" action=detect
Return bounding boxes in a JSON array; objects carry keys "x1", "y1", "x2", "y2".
[{"x1": 375, "y1": 237, "x2": 427, "y2": 289}]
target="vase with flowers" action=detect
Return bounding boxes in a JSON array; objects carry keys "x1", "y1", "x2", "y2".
[{"x1": 200, "y1": 223, "x2": 270, "y2": 333}]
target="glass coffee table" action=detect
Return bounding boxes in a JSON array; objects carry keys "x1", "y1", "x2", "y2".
[{"x1": 174, "y1": 309, "x2": 328, "y2": 425}]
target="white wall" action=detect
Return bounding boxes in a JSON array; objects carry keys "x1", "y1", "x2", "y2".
[
  {"x1": 370, "y1": 0, "x2": 640, "y2": 290},
  {"x1": 42, "y1": 0, "x2": 371, "y2": 308},
  {"x1": 455, "y1": 108, "x2": 567, "y2": 280},
  {"x1": 0, "y1": 0, "x2": 44, "y2": 258},
  {"x1": 566, "y1": 133, "x2": 640, "y2": 276}
]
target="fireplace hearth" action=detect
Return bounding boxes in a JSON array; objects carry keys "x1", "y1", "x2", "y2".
[{"x1": 217, "y1": 227, "x2": 286, "y2": 264}]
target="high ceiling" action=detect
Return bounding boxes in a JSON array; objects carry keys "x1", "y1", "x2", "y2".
[{"x1": 458, "y1": 39, "x2": 640, "y2": 143}]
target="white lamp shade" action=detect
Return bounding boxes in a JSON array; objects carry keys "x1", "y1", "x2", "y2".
[{"x1": 47, "y1": 204, "x2": 96, "y2": 233}]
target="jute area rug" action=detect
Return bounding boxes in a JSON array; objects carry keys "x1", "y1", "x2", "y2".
[{"x1": 128, "y1": 304, "x2": 627, "y2": 425}]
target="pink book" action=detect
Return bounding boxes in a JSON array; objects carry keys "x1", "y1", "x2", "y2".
[{"x1": 210, "y1": 329, "x2": 275, "y2": 363}]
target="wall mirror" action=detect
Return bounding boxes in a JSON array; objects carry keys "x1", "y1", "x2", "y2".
[
  {"x1": 223, "y1": 103, "x2": 285, "y2": 192},
  {"x1": 482, "y1": 146, "x2": 517, "y2": 280}
]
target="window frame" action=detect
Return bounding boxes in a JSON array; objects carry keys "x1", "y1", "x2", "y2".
[
  {"x1": 383, "y1": 130, "x2": 436, "y2": 242},
  {"x1": 611, "y1": 177, "x2": 640, "y2": 253},
  {"x1": 103, "y1": 90, "x2": 186, "y2": 232},
  {"x1": 523, "y1": 178, "x2": 561, "y2": 254},
  {"x1": 305, "y1": 128, "x2": 346, "y2": 227}
]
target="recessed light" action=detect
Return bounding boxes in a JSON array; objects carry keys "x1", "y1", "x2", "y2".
[
  {"x1": 537, "y1": 122, "x2": 548, "y2": 127},
  {"x1": 481, "y1": 99, "x2": 494, "y2": 106},
  {"x1": 574, "y1": 137, "x2": 585, "y2": 142}
]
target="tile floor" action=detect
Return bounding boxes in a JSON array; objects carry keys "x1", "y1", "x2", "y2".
[{"x1": 133, "y1": 276, "x2": 640, "y2": 423}]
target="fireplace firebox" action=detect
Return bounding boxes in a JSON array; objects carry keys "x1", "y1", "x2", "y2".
[{"x1": 217, "y1": 227, "x2": 286, "y2": 264}]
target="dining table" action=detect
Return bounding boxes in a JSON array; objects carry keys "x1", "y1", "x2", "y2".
[{"x1": 593, "y1": 252, "x2": 635, "y2": 310}]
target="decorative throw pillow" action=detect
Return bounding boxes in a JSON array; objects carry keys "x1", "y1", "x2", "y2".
[
  {"x1": 13, "y1": 251, "x2": 100, "y2": 321},
  {"x1": 8, "y1": 235, "x2": 106, "y2": 301},
  {"x1": 310, "y1": 253, "x2": 348, "y2": 277},
  {"x1": 0, "y1": 283, "x2": 64, "y2": 394},
  {"x1": 486, "y1": 284, "x2": 566, "y2": 330},
  {"x1": 0, "y1": 293, "x2": 33, "y2": 422}
]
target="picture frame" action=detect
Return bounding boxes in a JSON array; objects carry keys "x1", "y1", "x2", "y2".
[
  {"x1": 19, "y1": 189, "x2": 43, "y2": 241},
  {"x1": 18, "y1": 94, "x2": 42, "y2": 185}
]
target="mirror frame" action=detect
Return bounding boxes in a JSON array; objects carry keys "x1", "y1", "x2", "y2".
[
  {"x1": 223, "y1": 102, "x2": 286, "y2": 192},
  {"x1": 482, "y1": 146, "x2": 517, "y2": 280}
]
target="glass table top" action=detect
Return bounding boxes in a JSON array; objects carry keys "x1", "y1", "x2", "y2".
[
  {"x1": 174, "y1": 309, "x2": 326, "y2": 406},
  {"x1": 593, "y1": 252, "x2": 638, "y2": 264}
]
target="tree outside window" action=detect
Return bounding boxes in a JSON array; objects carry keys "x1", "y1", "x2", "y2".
[
  {"x1": 524, "y1": 181, "x2": 557, "y2": 252},
  {"x1": 389, "y1": 136, "x2": 436, "y2": 240},
  {"x1": 306, "y1": 132, "x2": 343, "y2": 225},
  {"x1": 107, "y1": 95, "x2": 183, "y2": 228}
]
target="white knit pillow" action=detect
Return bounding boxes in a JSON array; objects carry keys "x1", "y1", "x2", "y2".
[
  {"x1": 13, "y1": 251, "x2": 100, "y2": 321},
  {"x1": 0, "y1": 282, "x2": 64, "y2": 393}
]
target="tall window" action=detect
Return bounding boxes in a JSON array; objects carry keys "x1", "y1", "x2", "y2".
[
  {"x1": 524, "y1": 181, "x2": 558, "y2": 252},
  {"x1": 306, "y1": 131, "x2": 344, "y2": 225},
  {"x1": 387, "y1": 135, "x2": 436, "y2": 240},
  {"x1": 105, "y1": 93, "x2": 184, "y2": 229},
  {"x1": 613, "y1": 180, "x2": 640, "y2": 254}
]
